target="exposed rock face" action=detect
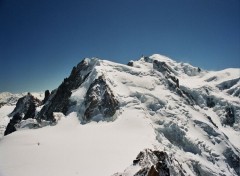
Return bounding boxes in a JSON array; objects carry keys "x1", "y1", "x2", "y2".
[
  {"x1": 224, "y1": 106, "x2": 235, "y2": 126},
  {"x1": 4, "y1": 93, "x2": 41, "y2": 136},
  {"x1": 198, "y1": 67, "x2": 201, "y2": 72},
  {"x1": 9, "y1": 93, "x2": 41, "y2": 119},
  {"x1": 127, "y1": 61, "x2": 134, "y2": 67},
  {"x1": 1, "y1": 55, "x2": 240, "y2": 175},
  {"x1": 114, "y1": 149, "x2": 170, "y2": 176},
  {"x1": 217, "y1": 78, "x2": 240, "y2": 90},
  {"x1": 206, "y1": 97, "x2": 215, "y2": 108},
  {"x1": 168, "y1": 75, "x2": 179, "y2": 88},
  {"x1": 177, "y1": 89, "x2": 196, "y2": 105},
  {"x1": 144, "y1": 56, "x2": 153, "y2": 63},
  {"x1": 84, "y1": 76, "x2": 119, "y2": 122},
  {"x1": 42, "y1": 90, "x2": 50, "y2": 104},
  {"x1": 4, "y1": 113, "x2": 21, "y2": 136},
  {"x1": 0, "y1": 103, "x2": 5, "y2": 108},
  {"x1": 207, "y1": 116, "x2": 218, "y2": 128},
  {"x1": 223, "y1": 148, "x2": 240, "y2": 175},
  {"x1": 153, "y1": 60, "x2": 172, "y2": 74},
  {"x1": 135, "y1": 150, "x2": 170, "y2": 176},
  {"x1": 37, "y1": 59, "x2": 96, "y2": 121},
  {"x1": 227, "y1": 87, "x2": 240, "y2": 98},
  {"x1": 217, "y1": 78, "x2": 240, "y2": 98}
]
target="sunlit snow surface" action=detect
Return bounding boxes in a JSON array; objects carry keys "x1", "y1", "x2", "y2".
[
  {"x1": 0, "y1": 110, "x2": 156, "y2": 176},
  {"x1": 0, "y1": 54, "x2": 239, "y2": 176}
]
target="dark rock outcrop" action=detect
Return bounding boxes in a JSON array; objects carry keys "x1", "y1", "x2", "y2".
[
  {"x1": 168, "y1": 75, "x2": 179, "y2": 88},
  {"x1": 127, "y1": 61, "x2": 134, "y2": 67},
  {"x1": 176, "y1": 88, "x2": 196, "y2": 105},
  {"x1": 147, "y1": 150, "x2": 170, "y2": 176},
  {"x1": 153, "y1": 60, "x2": 171, "y2": 74},
  {"x1": 205, "y1": 76, "x2": 217, "y2": 82},
  {"x1": 216, "y1": 78, "x2": 240, "y2": 98},
  {"x1": 84, "y1": 75, "x2": 119, "y2": 122},
  {"x1": 23, "y1": 100, "x2": 37, "y2": 120},
  {"x1": 217, "y1": 78, "x2": 240, "y2": 90},
  {"x1": 198, "y1": 67, "x2": 201, "y2": 72},
  {"x1": 37, "y1": 59, "x2": 96, "y2": 122},
  {"x1": 227, "y1": 87, "x2": 240, "y2": 98},
  {"x1": 134, "y1": 150, "x2": 170, "y2": 176},
  {"x1": 115, "y1": 149, "x2": 170, "y2": 176},
  {"x1": 144, "y1": 56, "x2": 153, "y2": 63},
  {"x1": 4, "y1": 93, "x2": 41, "y2": 135},
  {"x1": 4, "y1": 122, "x2": 16, "y2": 136},
  {"x1": 223, "y1": 148, "x2": 240, "y2": 175},
  {"x1": 224, "y1": 107, "x2": 235, "y2": 126},
  {"x1": 4, "y1": 113, "x2": 21, "y2": 136},
  {"x1": 206, "y1": 97, "x2": 215, "y2": 108},
  {"x1": 9, "y1": 93, "x2": 41, "y2": 119},
  {"x1": 153, "y1": 60, "x2": 197, "y2": 106},
  {"x1": 0, "y1": 103, "x2": 5, "y2": 108},
  {"x1": 207, "y1": 116, "x2": 218, "y2": 128},
  {"x1": 42, "y1": 90, "x2": 50, "y2": 104}
]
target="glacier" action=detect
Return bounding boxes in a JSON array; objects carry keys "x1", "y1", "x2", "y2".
[{"x1": 0, "y1": 54, "x2": 239, "y2": 176}]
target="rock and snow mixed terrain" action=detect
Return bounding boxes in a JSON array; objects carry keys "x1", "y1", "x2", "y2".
[
  {"x1": 0, "y1": 54, "x2": 239, "y2": 176},
  {"x1": 0, "y1": 92, "x2": 44, "y2": 137}
]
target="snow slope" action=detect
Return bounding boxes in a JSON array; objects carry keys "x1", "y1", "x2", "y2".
[
  {"x1": 0, "y1": 110, "x2": 156, "y2": 176},
  {"x1": 0, "y1": 54, "x2": 239, "y2": 176}
]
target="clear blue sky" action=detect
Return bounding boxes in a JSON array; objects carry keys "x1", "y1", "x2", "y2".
[{"x1": 0, "y1": 0, "x2": 239, "y2": 93}]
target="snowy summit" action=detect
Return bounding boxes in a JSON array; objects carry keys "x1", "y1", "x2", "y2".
[{"x1": 0, "y1": 54, "x2": 239, "y2": 176}]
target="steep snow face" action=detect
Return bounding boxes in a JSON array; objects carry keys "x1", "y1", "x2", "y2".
[{"x1": 0, "y1": 54, "x2": 240, "y2": 176}]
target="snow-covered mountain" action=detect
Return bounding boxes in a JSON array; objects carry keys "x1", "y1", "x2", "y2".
[
  {"x1": 0, "y1": 92, "x2": 26, "y2": 107},
  {"x1": 0, "y1": 54, "x2": 239, "y2": 176}
]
